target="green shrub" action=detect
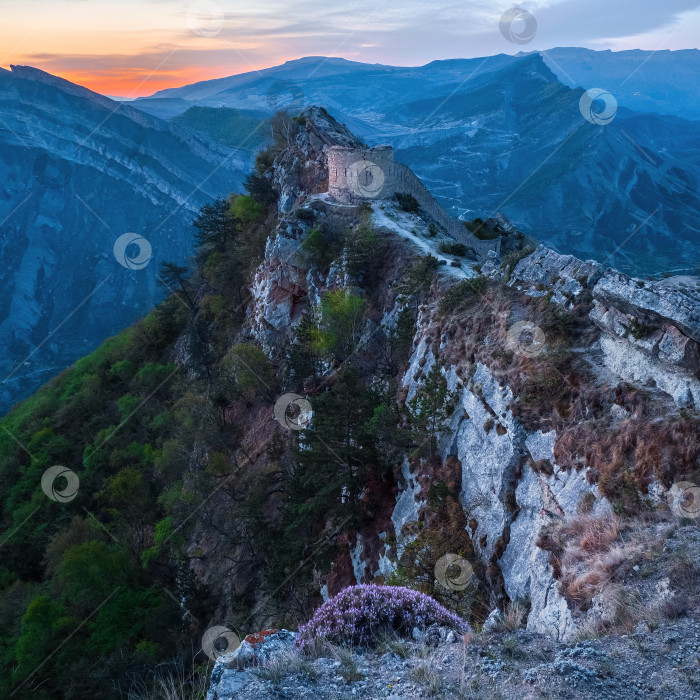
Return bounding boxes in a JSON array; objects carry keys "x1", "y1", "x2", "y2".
[
  {"x1": 439, "y1": 241, "x2": 469, "y2": 256},
  {"x1": 396, "y1": 192, "x2": 420, "y2": 213},
  {"x1": 223, "y1": 343, "x2": 276, "y2": 402},
  {"x1": 628, "y1": 317, "x2": 656, "y2": 340},
  {"x1": 302, "y1": 225, "x2": 344, "y2": 268},
  {"x1": 464, "y1": 218, "x2": 499, "y2": 240},
  {"x1": 438, "y1": 276, "x2": 488, "y2": 314},
  {"x1": 231, "y1": 194, "x2": 263, "y2": 225},
  {"x1": 312, "y1": 290, "x2": 365, "y2": 360}
]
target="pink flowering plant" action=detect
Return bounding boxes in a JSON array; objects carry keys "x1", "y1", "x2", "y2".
[{"x1": 296, "y1": 584, "x2": 470, "y2": 649}]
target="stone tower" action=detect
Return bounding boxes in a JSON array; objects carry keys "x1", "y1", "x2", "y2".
[{"x1": 327, "y1": 145, "x2": 395, "y2": 202}]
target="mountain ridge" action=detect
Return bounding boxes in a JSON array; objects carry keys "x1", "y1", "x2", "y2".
[
  {"x1": 0, "y1": 106, "x2": 697, "y2": 699},
  {"x1": 126, "y1": 52, "x2": 700, "y2": 277},
  {"x1": 0, "y1": 64, "x2": 254, "y2": 414}
]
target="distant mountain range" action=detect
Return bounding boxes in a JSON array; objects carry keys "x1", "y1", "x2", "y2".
[
  {"x1": 132, "y1": 50, "x2": 700, "y2": 277},
  {"x1": 537, "y1": 47, "x2": 700, "y2": 121},
  {"x1": 1, "y1": 49, "x2": 699, "y2": 414},
  {"x1": 0, "y1": 66, "x2": 254, "y2": 414},
  {"x1": 137, "y1": 49, "x2": 700, "y2": 121}
]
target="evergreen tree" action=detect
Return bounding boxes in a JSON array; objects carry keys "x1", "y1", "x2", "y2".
[
  {"x1": 158, "y1": 261, "x2": 194, "y2": 308},
  {"x1": 244, "y1": 170, "x2": 275, "y2": 205},
  {"x1": 287, "y1": 310, "x2": 320, "y2": 389},
  {"x1": 345, "y1": 222, "x2": 381, "y2": 290},
  {"x1": 192, "y1": 197, "x2": 238, "y2": 252},
  {"x1": 390, "y1": 305, "x2": 417, "y2": 367},
  {"x1": 284, "y1": 367, "x2": 381, "y2": 540},
  {"x1": 406, "y1": 361, "x2": 457, "y2": 459},
  {"x1": 397, "y1": 254, "x2": 439, "y2": 319}
]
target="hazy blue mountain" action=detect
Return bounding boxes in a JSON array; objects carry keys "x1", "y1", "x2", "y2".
[
  {"x1": 538, "y1": 47, "x2": 700, "y2": 121},
  {"x1": 172, "y1": 106, "x2": 269, "y2": 150},
  {"x1": 135, "y1": 54, "x2": 700, "y2": 277},
  {"x1": 127, "y1": 96, "x2": 197, "y2": 119},
  {"x1": 0, "y1": 66, "x2": 253, "y2": 414},
  {"x1": 386, "y1": 56, "x2": 700, "y2": 276},
  {"x1": 137, "y1": 55, "x2": 520, "y2": 118}
]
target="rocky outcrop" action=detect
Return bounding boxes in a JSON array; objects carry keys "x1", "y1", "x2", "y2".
[
  {"x1": 509, "y1": 244, "x2": 602, "y2": 306},
  {"x1": 589, "y1": 272, "x2": 700, "y2": 408},
  {"x1": 207, "y1": 630, "x2": 298, "y2": 700},
  {"x1": 398, "y1": 333, "x2": 611, "y2": 640},
  {"x1": 244, "y1": 110, "x2": 699, "y2": 650},
  {"x1": 503, "y1": 243, "x2": 700, "y2": 408},
  {"x1": 271, "y1": 106, "x2": 362, "y2": 213},
  {"x1": 249, "y1": 220, "x2": 313, "y2": 350},
  {"x1": 593, "y1": 272, "x2": 700, "y2": 343},
  {"x1": 206, "y1": 614, "x2": 700, "y2": 699}
]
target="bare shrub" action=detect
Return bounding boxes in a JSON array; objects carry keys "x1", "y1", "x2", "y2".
[{"x1": 538, "y1": 515, "x2": 663, "y2": 611}]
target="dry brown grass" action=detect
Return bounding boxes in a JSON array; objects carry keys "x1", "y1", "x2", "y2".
[
  {"x1": 126, "y1": 665, "x2": 208, "y2": 700},
  {"x1": 537, "y1": 515, "x2": 664, "y2": 612},
  {"x1": 554, "y1": 417, "x2": 700, "y2": 510}
]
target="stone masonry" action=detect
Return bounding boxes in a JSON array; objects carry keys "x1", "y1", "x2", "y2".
[{"x1": 327, "y1": 145, "x2": 500, "y2": 259}]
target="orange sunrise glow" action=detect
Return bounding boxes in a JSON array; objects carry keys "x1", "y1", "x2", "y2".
[
  {"x1": 3, "y1": 0, "x2": 700, "y2": 96},
  {"x1": 0, "y1": 0, "x2": 291, "y2": 96}
]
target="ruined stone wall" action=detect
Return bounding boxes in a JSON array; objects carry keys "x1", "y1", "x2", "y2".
[
  {"x1": 393, "y1": 162, "x2": 501, "y2": 258},
  {"x1": 327, "y1": 145, "x2": 500, "y2": 258},
  {"x1": 328, "y1": 145, "x2": 395, "y2": 202}
]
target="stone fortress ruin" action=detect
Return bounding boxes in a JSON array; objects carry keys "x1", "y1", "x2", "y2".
[{"x1": 327, "y1": 145, "x2": 501, "y2": 258}]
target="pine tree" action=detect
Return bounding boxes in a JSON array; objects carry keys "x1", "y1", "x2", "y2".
[
  {"x1": 397, "y1": 254, "x2": 439, "y2": 318},
  {"x1": 345, "y1": 222, "x2": 380, "y2": 290},
  {"x1": 284, "y1": 367, "x2": 381, "y2": 538},
  {"x1": 158, "y1": 261, "x2": 194, "y2": 308},
  {"x1": 406, "y1": 361, "x2": 457, "y2": 459},
  {"x1": 287, "y1": 310, "x2": 320, "y2": 389},
  {"x1": 192, "y1": 197, "x2": 238, "y2": 252}
]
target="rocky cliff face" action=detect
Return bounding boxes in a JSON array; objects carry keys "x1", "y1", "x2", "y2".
[
  {"x1": 238, "y1": 109, "x2": 700, "y2": 645},
  {"x1": 1, "y1": 103, "x2": 696, "y2": 700}
]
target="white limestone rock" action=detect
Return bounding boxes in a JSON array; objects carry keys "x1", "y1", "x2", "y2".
[
  {"x1": 349, "y1": 534, "x2": 367, "y2": 584},
  {"x1": 599, "y1": 334, "x2": 700, "y2": 408},
  {"x1": 441, "y1": 363, "x2": 520, "y2": 561},
  {"x1": 391, "y1": 458, "x2": 424, "y2": 559},
  {"x1": 593, "y1": 270, "x2": 700, "y2": 343},
  {"x1": 509, "y1": 245, "x2": 602, "y2": 306}
]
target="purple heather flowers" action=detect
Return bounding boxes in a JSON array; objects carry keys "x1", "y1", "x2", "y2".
[{"x1": 296, "y1": 584, "x2": 471, "y2": 649}]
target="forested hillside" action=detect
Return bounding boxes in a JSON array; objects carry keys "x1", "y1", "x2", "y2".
[{"x1": 1, "y1": 109, "x2": 698, "y2": 700}]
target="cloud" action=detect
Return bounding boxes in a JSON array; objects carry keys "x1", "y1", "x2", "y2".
[{"x1": 3, "y1": 0, "x2": 700, "y2": 95}]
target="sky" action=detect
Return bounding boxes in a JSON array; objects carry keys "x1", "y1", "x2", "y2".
[{"x1": 2, "y1": 0, "x2": 700, "y2": 97}]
